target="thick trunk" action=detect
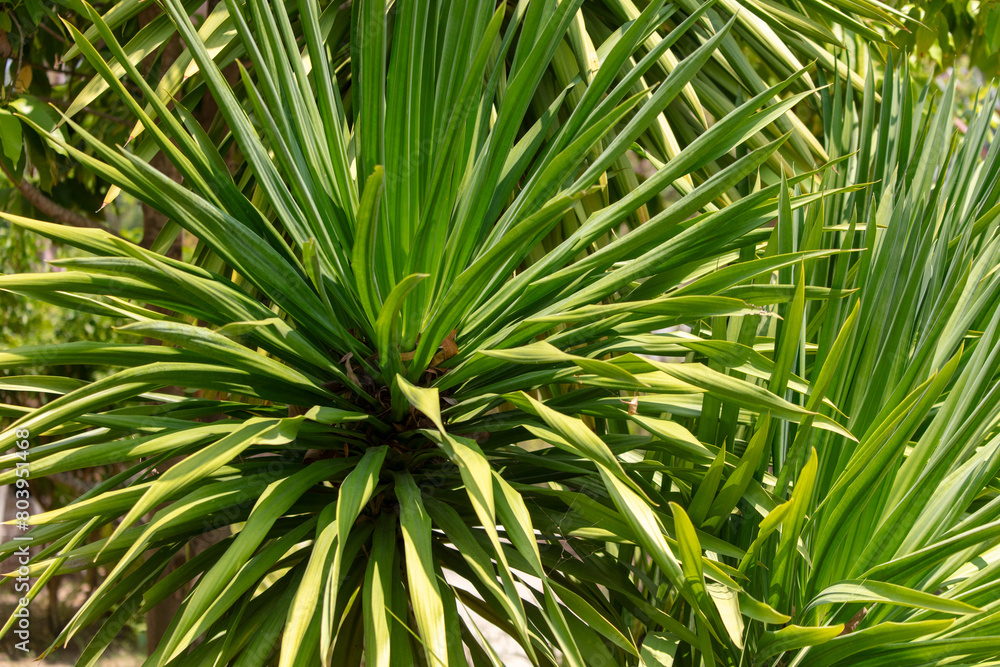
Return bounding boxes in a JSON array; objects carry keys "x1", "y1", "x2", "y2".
[{"x1": 140, "y1": 158, "x2": 184, "y2": 258}]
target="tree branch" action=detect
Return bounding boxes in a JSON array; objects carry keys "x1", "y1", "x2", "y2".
[{"x1": 0, "y1": 161, "x2": 121, "y2": 236}]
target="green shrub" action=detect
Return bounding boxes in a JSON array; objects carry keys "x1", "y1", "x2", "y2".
[{"x1": 1, "y1": 1, "x2": 999, "y2": 666}]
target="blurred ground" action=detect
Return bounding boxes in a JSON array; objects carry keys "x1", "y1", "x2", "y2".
[
  {"x1": 0, "y1": 578, "x2": 143, "y2": 665},
  {"x1": 0, "y1": 652, "x2": 141, "y2": 666}
]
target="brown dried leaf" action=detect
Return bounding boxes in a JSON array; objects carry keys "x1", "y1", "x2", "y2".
[
  {"x1": 14, "y1": 65, "x2": 31, "y2": 94},
  {"x1": 430, "y1": 329, "x2": 459, "y2": 367},
  {"x1": 340, "y1": 352, "x2": 360, "y2": 385},
  {"x1": 838, "y1": 607, "x2": 868, "y2": 636}
]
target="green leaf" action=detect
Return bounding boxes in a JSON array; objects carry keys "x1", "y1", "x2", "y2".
[
  {"x1": 354, "y1": 166, "x2": 387, "y2": 324},
  {"x1": 756, "y1": 625, "x2": 844, "y2": 664},
  {"x1": 802, "y1": 581, "x2": 981, "y2": 618},
  {"x1": 769, "y1": 447, "x2": 818, "y2": 611},
  {"x1": 802, "y1": 620, "x2": 954, "y2": 667},
  {"x1": 0, "y1": 109, "x2": 23, "y2": 168},
  {"x1": 704, "y1": 416, "x2": 771, "y2": 532},
  {"x1": 640, "y1": 631, "x2": 679, "y2": 667},
  {"x1": 394, "y1": 472, "x2": 449, "y2": 667}
]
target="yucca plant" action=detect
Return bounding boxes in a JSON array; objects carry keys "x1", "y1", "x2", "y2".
[
  {"x1": 724, "y1": 62, "x2": 1000, "y2": 665},
  {"x1": 2, "y1": 2, "x2": 999, "y2": 667},
  {"x1": 1, "y1": 2, "x2": 815, "y2": 664}
]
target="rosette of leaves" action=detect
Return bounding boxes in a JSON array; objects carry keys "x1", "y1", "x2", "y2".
[{"x1": 0, "y1": 0, "x2": 878, "y2": 665}]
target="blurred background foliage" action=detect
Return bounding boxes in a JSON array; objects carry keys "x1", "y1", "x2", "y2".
[
  {"x1": 891, "y1": 0, "x2": 1000, "y2": 73},
  {"x1": 1, "y1": 0, "x2": 166, "y2": 373}
]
